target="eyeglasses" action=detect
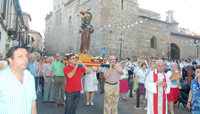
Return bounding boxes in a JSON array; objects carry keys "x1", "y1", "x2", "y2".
[{"x1": 56, "y1": 56, "x2": 60, "y2": 57}]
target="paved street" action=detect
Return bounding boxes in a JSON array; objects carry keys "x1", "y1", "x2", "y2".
[
  {"x1": 37, "y1": 90, "x2": 191, "y2": 114},
  {"x1": 37, "y1": 92, "x2": 131, "y2": 114}
]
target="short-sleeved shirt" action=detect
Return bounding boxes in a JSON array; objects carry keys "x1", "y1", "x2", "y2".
[
  {"x1": 51, "y1": 61, "x2": 65, "y2": 76},
  {"x1": 42, "y1": 63, "x2": 51, "y2": 76},
  {"x1": 0, "y1": 67, "x2": 36, "y2": 114},
  {"x1": 26, "y1": 60, "x2": 38, "y2": 77},
  {"x1": 103, "y1": 64, "x2": 122, "y2": 83},
  {"x1": 63, "y1": 65, "x2": 85, "y2": 92},
  {"x1": 120, "y1": 69, "x2": 128, "y2": 80},
  {"x1": 190, "y1": 78, "x2": 200, "y2": 112},
  {"x1": 136, "y1": 69, "x2": 147, "y2": 84}
]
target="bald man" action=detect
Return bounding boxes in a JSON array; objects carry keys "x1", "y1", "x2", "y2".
[
  {"x1": 145, "y1": 60, "x2": 171, "y2": 114},
  {"x1": 27, "y1": 53, "x2": 38, "y2": 91},
  {"x1": 103, "y1": 56, "x2": 124, "y2": 114}
]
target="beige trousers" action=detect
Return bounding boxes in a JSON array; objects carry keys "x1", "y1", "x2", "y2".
[{"x1": 104, "y1": 83, "x2": 119, "y2": 114}]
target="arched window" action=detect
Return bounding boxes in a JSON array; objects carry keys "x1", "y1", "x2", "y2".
[{"x1": 150, "y1": 36, "x2": 157, "y2": 49}]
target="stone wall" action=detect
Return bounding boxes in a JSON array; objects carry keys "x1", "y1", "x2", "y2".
[{"x1": 45, "y1": 0, "x2": 199, "y2": 59}]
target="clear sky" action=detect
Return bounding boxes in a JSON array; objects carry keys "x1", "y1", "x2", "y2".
[{"x1": 19, "y1": 0, "x2": 200, "y2": 37}]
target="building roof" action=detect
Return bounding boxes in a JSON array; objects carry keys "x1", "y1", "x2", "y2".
[
  {"x1": 22, "y1": 12, "x2": 32, "y2": 21},
  {"x1": 28, "y1": 30, "x2": 42, "y2": 38},
  {"x1": 13, "y1": 0, "x2": 24, "y2": 25},
  {"x1": 139, "y1": 8, "x2": 160, "y2": 16},
  {"x1": 171, "y1": 32, "x2": 200, "y2": 40},
  {"x1": 139, "y1": 15, "x2": 178, "y2": 25}
]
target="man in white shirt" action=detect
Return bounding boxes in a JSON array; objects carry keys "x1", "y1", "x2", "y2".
[{"x1": 0, "y1": 46, "x2": 37, "y2": 114}]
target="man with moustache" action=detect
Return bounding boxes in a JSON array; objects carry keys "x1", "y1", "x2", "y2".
[{"x1": 0, "y1": 46, "x2": 37, "y2": 114}]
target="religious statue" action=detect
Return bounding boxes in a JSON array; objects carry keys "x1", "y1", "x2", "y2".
[{"x1": 79, "y1": 9, "x2": 94, "y2": 54}]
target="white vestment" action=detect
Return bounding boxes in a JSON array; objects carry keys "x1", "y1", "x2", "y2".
[{"x1": 145, "y1": 70, "x2": 170, "y2": 114}]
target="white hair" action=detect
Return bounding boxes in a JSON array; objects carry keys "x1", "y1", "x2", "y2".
[
  {"x1": 108, "y1": 56, "x2": 116, "y2": 61},
  {"x1": 48, "y1": 57, "x2": 54, "y2": 61},
  {"x1": 156, "y1": 60, "x2": 164, "y2": 65},
  {"x1": 170, "y1": 63, "x2": 177, "y2": 68},
  {"x1": 29, "y1": 53, "x2": 35, "y2": 58}
]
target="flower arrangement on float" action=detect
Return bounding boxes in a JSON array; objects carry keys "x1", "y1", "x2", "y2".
[
  {"x1": 91, "y1": 56, "x2": 104, "y2": 63},
  {"x1": 62, "y1": 53, "x2": 78, "y2": 64}
]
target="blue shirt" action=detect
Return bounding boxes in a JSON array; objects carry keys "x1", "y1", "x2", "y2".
[
  {"x1": 27, "y1": 60, "x2": 38, "y2": 77},
  {"x1": 190, "y1": 77, "x2": 200, "y2": 112},
  {"x1": 0, "y1": 67, "x2": 37, "y2": 114}
]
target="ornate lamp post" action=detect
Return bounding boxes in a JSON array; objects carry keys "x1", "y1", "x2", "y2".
[{"x1": 119, "y1": 37, "x2": 124, "y2": 61}]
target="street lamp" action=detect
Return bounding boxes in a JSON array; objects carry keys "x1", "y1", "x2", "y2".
[
  {"x1": 119, "y1": 37, "x2": 124, "y2": 61},
  {"x1": 195, "y1": 40, "x2": 200, "y2": 58},
  {"x1": 166, "y1": 42, "x2": 170, "y2": 61}
]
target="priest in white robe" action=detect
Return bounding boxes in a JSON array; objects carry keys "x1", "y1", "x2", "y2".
[{"x1": 145, "y1": 60, "x2": 170, "y2": 114}]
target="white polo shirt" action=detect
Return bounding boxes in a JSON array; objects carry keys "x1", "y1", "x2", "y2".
[{"x1": 0, "y1": 67, "x2": 36, "y2": 114}]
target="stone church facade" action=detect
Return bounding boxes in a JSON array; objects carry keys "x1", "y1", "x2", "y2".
[{"x1": 45, "y1": 0, "x2": 200, "y2": 60}]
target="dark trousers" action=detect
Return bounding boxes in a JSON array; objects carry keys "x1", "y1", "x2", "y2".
[
  {"x1": 128, "y1": 71, "x2": 133, "y2": 97},
  {"x1": 39, "y1": 76, "x2": 44, "y2": 96},
  {"x1": 65, "y1": 91, "x2": 80, "y2": 114},
  {"x1": 100, "y1": 72, "x2": 105, "y2": 92},
  {"x1": 35, "y1": 77, "x2": 39, "y2": 92}
]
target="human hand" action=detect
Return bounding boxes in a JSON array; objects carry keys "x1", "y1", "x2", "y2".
[
  {"x1": 156, "y1": 81, "x2": 162, "y2": 86},
  {"x1": 44, "y1": 78, "x2": 48, "y2": 83},
  {"x1": 51, "y1": 78, "x2": 55, "y2": 84},
  {"x1": 110, "y1": 63, "x2": 115, "y2": 68},
  {"x1": 187, "y1": 102, "x2": 190, "y2": 110},
  {"x1": 162, "y1": 82, "x2": 167, "y2": 87}
]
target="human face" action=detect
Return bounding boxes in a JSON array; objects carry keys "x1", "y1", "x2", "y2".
[
  {"x1": 68, "y1": 56, "x2": 77, "y2": 65},
  {"x1": 8, "y1": 48, "x2": 28, "y2": 71},
  {"x1": 171, "y1": 64, "x2": 177, "y2": 72},
  {"x1": 109, "y1": 56, "x2": 116, "y2": 64},
  {"x1": 142, "y1": 64, "x2": 146, "y2": 69},
  {"x1": 195, "y1": 69, "x2": 200, "y2": 78},
  {"x1": 156, "y1": 61, "x2": 164, "y2": 73},
  {"x1": 55, "y1": 53, "x2": 60, "y2": 61},
  {"x1": 121, "y1": 62, "x2": 126, "y2": 69},
  {"x1": 29, "y1": 54, "x2": 36, "y2": 62},
  {"x1": 151, "y1": 62, "x2": 156, "y2": 69},
  {"x1": 49, "y1": 58, "x2": 53, "y2": 64}
]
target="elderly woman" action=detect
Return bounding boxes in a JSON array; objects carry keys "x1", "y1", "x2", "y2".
[
  {"x1": 187, "y1": 67, "x2": 200, "y2": 114},
  {"x1": 42, "y1": 57, "x2": 55, "y2": 103},
  {"x1": 166, "y1": 63, "x2": 180, "y2": 114},
  {"x1": 119, "y1": 61, "x2": 129, "y2": 100}
]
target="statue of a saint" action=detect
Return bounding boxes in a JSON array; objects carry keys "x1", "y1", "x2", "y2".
[{"x1": 79, "y1": 10, "x2": 94, "y2": 54}]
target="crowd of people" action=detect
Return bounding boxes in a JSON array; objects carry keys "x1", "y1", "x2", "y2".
[{"x1": 0, "y1": 46, "x2": 200, "y2": 114}]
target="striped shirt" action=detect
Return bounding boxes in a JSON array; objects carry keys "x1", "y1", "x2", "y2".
[{"x1": 0, "y1": 67, "x2": 37, "y2": 114}]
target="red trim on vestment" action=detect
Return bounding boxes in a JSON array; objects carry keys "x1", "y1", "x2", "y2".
[{"x1": 153, "y1": 71, "x2": 166, "y2": 114}]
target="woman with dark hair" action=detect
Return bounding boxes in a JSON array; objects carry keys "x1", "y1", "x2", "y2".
[{"x1": 136, "y1": 62, "x2": 148, "y2": 103}]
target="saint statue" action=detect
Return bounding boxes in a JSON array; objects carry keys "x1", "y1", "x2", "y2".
[{"x1": 79, "y1": 10, "x2": 94, "y2": 54}]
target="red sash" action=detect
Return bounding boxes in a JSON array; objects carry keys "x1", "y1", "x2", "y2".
[{"x1": 153, "y1": 71, "x2": 166, "y2": 114}]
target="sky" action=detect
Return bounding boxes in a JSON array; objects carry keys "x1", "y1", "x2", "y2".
[{"x1": 19, "y1": 0, "x2": 200, "y2": 37}]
